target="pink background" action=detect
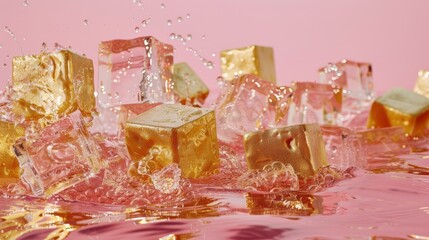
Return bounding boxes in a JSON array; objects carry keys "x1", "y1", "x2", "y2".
[{"x1": 1, "y1": 0, "x2": 428, "y2": 96}]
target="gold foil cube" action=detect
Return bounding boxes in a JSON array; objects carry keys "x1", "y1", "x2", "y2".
[
  {"x1": 0, "y1": 120, "x2": 25, "y2": 186},
  {"x1": 172, "y1": 62, "x2": 209, "y2": 106},
  {"x1": 220, "y1": 45, "x2": 276, "y2": 83},
  {"x1": 414, "y1": 70, "x2": 429, "y2": 98},
  {"x1": 367, "y1": 88, "x2": 429, "y2": 136},
  {"x1": 125, "y1": 104, "x2": 220, "y2": 179},
  {"x1": 12, "y1": 50, "x2": 95, "y2": 121},
  {"x1": 244, "y1": 123, "x2": 328, "y2": 177}
]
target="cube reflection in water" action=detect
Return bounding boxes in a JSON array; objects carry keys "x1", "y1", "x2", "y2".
[
  {"x1": 414, "y1": 70, "x2": 429, "y2": 98},
  {"x1": 0, "y1": 120, "x2": 25, "y2": 186},
  {"x1": 288, "y1": 82, "x2": 342, "y2": 125},
  {"x1": 244, "y1": 123, "x2": 328, "y2": 177},
  {"x1": 220, "y1": 45, "x2": 276, "y2": 83},
  {"x1": 13, "y1": 111, "x2": 101, "y2": 197},
  {"x1": 12, "y1": 50, "x2": 95, "y2": 121},
  {"x1": 367, "y1": 88, "x2": 429, "y2": 136},
  {"x1": 172, "y1": 62, "x2": 209, "y2": 106},
  {"x1": 125, "y1": 104, "x2": 220, "y2": 179},
  {"x1": 319, "y1": 60, "x2": 374, "y2": 108},
  {"x1": 246, "y1": 192, "x2": 323, "y2": 216},
  {"x1": 216, "y1": 74, "x2": 293, "y2": 143},
  {"x1": 98, "y1": 36, "x2": 174, "y2": 107}
]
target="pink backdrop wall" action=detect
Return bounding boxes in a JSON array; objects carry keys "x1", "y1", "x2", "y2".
[{"x1": 1, "y1": 0, "x2": 428, "y2": 97}]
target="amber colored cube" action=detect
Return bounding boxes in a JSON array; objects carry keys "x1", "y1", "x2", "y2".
[
  {"x1": 125, "y1": 104, "x2": 220, "y2": 179},
  {"x1": 12, "y1": 50, "x2": 95, "y2": 121},
  {"x1": 117, "y1": 103, "x2": 161, "y2": 138},
  {"x1": 98, "y1": 36, "x2": 174, "y2": 107},
  {"x1": 414, "y1": 70, "x2": 429, "y2": 98},
  {"x1": 367, "y1": 88, "x2": 429, "y2": 136},
  {"x1": 172, "y1": 62, "x2": 209, "y2": 106},
  {"x1": 288, "y1": 82, "x2": 342, "y2": 125},
  {"x1": 244, "y1": 123, "x2": 328, "y2": 177},
  {"x1": 0, "y1": 120, "x2": 25, "y2": 186},
  {"x1": 220, "y1": 45, "x2": 276, "y2": 83}
]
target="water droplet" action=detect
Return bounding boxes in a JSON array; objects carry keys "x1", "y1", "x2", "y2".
[
  {"x1": 0, "y1": 45, "x2": 2, "y2": 49},
  {"x1": 141, "y1": 18, "x2": 150, "y2": 27},
  {"x1": 4, "y1": 26, "x2": 16, "y2": 40},
  {"x1": 206, "y1": 61, "x2": 214, "y2": 69},
  {"x1": 166, "y1": 20, "x2": 172, "y2": 26},
  {"x1": 201, "y1": 35, "x2": 206, "y2": 40},
  {"x1": 211, "y1": 53, "x2": 216, "y2": 57},
  {"x1": 160, "y1": 3, "x2": 165, "y2": 9},
  {"x1": 83, "y1": 19, "x2": 88, "y2": 25},
  {"x1": 134, "y1": 27, "x2": 140, "y2": 33},
  {"x1": 3, "y1": 63, "x2": 6, "y2": 67},
  {"x1": 186, "y1": 34, "x2": 192, "y2": 40},
  {"x1": 169, "y1": 33, "x2": 176, "y2": 40},
  {"x1": 23, "y1": 0, "x2": 29, "y2": 7},
  {"x1": 177, "y1": 17, "x2": 182, "y2": 23},
  {"x1": 186, "y1": 13, "x2": 191, "y2": 19}
]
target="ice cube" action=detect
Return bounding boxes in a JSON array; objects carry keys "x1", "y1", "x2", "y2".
[
  {"x1": 13, "y1": 111, "x2": 101, "y2": 197},
  {"x1": 288, "y1": 82, "x2": 342, "y2": 125},
  {"x1": 98, "y1": 36, "x2": 174, "y2": 107}
]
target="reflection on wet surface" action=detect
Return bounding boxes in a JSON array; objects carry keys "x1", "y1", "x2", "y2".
[{"x1": 1, "y1": 142, "x2": 429, "y2": 239}]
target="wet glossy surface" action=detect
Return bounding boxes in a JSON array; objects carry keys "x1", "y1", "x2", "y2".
[{"x1": 1, "y1": 138, "x2": 429, "y2": 239}]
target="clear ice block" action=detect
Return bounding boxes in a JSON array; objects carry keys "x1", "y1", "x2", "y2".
[
  {"x1": 288, "y1": 82, "x2": 342, "y2": 125},
  {"x1": 12, "y1": 50, "x2": 96, "y2": 122},
  {"x1": 98, "y1": 36, "x2": 174, "y2": 107},
  {"x1": 414, "y1": 70, "x2": 429, "y2": 98},
  {"x1": 216, "y1": 74, "x2": 293, "y2": 144},
  {"x1": 172, "y1": 62, "x2": 209, "y2": 106},
  {"x1": 319, "y1": 60, "x2": 374, "y2": 108},
  {"x1": 356, "y1": 127, "x2": 409, "y2": 157},
  {"x1": 320, "y1": 125, "x2": 362, "y2": 169},
  {"x1": 220, "y1": 45, "x2": 276, "y2": 83},
  {"x1": 126, "y1": 104, "x2": 220, "y2": 179},
  {"x1": 13, "y1": 111, "x2": 101, "y2": 197},
  {"x1": 367, "y1": 88, "x2": 429, "y2": 136},
  {"x1": 243, "y1": 123, "x2": 328, "y2": 177}
]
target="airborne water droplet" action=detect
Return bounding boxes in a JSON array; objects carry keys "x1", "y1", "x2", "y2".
[
  {"x1": 166, "y1": 20, "x2": 172, "y2": 26},
  {"x1": 23, "y1": 0, "x2": 29, "y2": 7},
  {"x1": 134, "y1": 27, "x2": 140, "y2": 33},
  {"x1": 83, "y1": 19, "x2": 88, "y2": 26},
  {"x1": 169, "y1": 33, "x2": 176, "y2": 40},
  {"x1": 206, "y1": 61, "x2": 214, "y2": 69},
  {"x1": 177, "y1": 17, "x2": 182, "y2": 23},
  {"x1": 201, "y1": 35, "x2": 206, "y2": 40},
  {"x1": 186, "y1": 13, "x2": 191, "y2": 19},
  {"x1": 160, "y1": 3, "x2": 165, "y2": 9},
  {"x1": 141, "y1": 18, "x2": 150, "y2": 27},
  {"x1": 186, "y1": 34, "x2": 192, "y2": 40}
]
